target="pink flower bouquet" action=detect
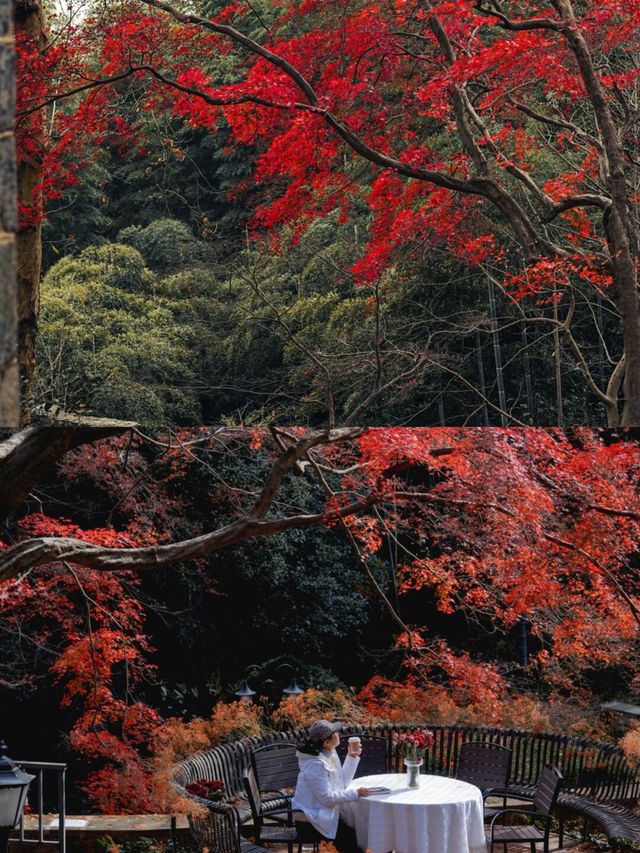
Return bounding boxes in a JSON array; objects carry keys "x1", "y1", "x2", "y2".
[{"x1": 393, "y1": 729, "x2": 435, "y2": 762}]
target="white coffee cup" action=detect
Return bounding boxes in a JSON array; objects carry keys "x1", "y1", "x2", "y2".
[{"x1": 348, "y1": 736, "x2": 361, "y2": 753}]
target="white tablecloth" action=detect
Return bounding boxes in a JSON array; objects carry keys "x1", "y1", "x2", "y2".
[{"x1": 341, "y1": 773, "x2": 487, "y2": 853}]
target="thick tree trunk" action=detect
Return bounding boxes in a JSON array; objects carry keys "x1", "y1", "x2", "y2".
[
  {"x1": 553, "y1": 0, "x2": 640, "y2": 425},
  {"x1": 611, "y1": 246, "x2": 640, "y2": 427},
  {"x1": 0, "y1": 0, "x2": 18, "y2": 426},
  {"x1": 14, "y1": 0, "x2": 45, "y2": 420},
  {"x1": 0, "y1": 415, "x2": 137, "y2": 524}
]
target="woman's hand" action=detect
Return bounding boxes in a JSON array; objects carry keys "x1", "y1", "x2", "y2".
[{"x1": 357, "y1": 787, "x2": 371, "y2": 797}]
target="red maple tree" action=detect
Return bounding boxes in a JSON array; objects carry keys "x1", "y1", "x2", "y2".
[
  {"x1": 16, "y1": 0, "x2": 640, "y2": 424},
  {"x1": 1, "y1": 426, "x2": 639, "y2": 811}
]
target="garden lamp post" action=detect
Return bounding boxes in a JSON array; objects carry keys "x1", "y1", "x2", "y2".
[
  {"x1": 278, "y1": 664, "x2": 304, "y2": 697},
  {"x1": 234, "y1": 665, "x2": 259, "y2": 701},
  {"x1": 234, "y1": 663, "x2": 305, "y2": 702},
  {"x1": 0, "y1": 742, "x2": 35, "y2": 853}
]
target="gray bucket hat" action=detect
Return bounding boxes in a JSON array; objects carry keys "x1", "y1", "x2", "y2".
[{"x1": 307, "y1": 719, "x2": 343, "y2": 744}]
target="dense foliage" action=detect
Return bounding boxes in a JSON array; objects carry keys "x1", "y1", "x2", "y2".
[
  {"x1": 17, "y1": 0, "x2": 640, "y2": 425},
  {"x1": 40, "y1": 213, "x2": 603, "y2": 425},
  {"x1": 1, "y1": 426, "x2": 640, "y2": 810},
  {"x1": 0, "y1": 429, "x2": 391, "y2": 810},
  {"x1": 36, "y1": 240, "x2": 200, "y2": 422}
]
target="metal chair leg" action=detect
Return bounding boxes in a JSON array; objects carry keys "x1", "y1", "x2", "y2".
[{"x1": 558, "y1": 811, "x2": 564, "y2": 849}]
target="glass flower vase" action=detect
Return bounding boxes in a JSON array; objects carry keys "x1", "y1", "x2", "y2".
[{"x1": 404, "y1": 756, "x2": 423, "y2": 788}]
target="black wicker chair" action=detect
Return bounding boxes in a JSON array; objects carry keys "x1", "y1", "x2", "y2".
[
  {"x1": 336, "y1": 734, "x2": 388, "y2": 777},
  {"x1": 188, "y1": 809, "x2": 268, "y2": 853},
  {"x1": 487, "y1": 765, "x2": 564, "y2": 853},
  {"x1": 455, "y1": 740, "x2": 512, "y2": 817},
  {"x1": 243, "y1": 767, "x2": 298, "y2": 853},
  {"x1": 175, "y1": 724, "x2": 640, "y2": 849},
  {"x1": 251, "y1": 742, "x2": 299, "y2": 804}
]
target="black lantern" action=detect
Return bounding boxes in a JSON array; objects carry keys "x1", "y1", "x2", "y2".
[{"x1": 0, "y1": 743, "x2": 35, "y2": 853}]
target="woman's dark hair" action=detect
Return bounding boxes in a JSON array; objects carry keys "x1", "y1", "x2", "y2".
[{"x1": 296, "y1": 738, "x2": 322, "y2": 756}]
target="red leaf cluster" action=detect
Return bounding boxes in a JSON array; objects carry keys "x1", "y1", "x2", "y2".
[{"x1": 185, "y1": 779, "x2": 225, "y2": 801}]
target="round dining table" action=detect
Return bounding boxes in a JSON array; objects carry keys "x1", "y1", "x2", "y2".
[{"x1": 341, "y1": 772, "x2": 488, "y2": 853}]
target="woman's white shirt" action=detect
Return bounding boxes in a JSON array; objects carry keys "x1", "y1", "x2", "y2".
[{"x1": 292, "y1": 749, "x2": 360, "y2": 838}]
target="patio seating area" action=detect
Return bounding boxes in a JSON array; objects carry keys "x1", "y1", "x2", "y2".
[{"x1": 174, "y1": 724, "x2": 640, "y2": 852}]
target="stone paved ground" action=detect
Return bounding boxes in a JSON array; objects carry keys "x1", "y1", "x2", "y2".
[
  {"x1": 20, "y1": 817, "x2": 607, "y2": 852},
  {"x1": 479, "y1": 841, "x2": 597, "y2": 852},
  {"x1": 21, "y1": 817, "x2": 608, "y2": 852},
  {"x1": 268, "y1": 837, "x2": 601, "y2": 852}
]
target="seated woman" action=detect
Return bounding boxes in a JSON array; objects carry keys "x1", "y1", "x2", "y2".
[{"x1": 292, "y1": 719, "x2": 371, "y2": 853}]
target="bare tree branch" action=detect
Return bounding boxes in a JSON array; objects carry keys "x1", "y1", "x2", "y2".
[
  {"x1": 474, "y1": 1, "x2": 562, "y2": 32},
  {"x1": 135, "y1": 0, "x2": 507, "y2": 198},
  {"x1": 544, "y1": 531, "x2": 640, "y2": 625},
  {"x1": 0, "y1": 427, "x2": 377, "y2": 584}
]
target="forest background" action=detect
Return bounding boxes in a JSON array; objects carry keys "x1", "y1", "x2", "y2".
[
  {"x1": 5, "y1": 0, "x2": 640, "y2": 428},
  {"x1": 2, "y1": 425, "x2": 640, "y2": 814},
  {"x1": 2, "y1": 0, "x2": 640, "y2": 827}
]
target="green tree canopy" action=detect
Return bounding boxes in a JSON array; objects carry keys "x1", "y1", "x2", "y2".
[{"x1": 35, "y1": 242, "x2": 201, "y2": 424}]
